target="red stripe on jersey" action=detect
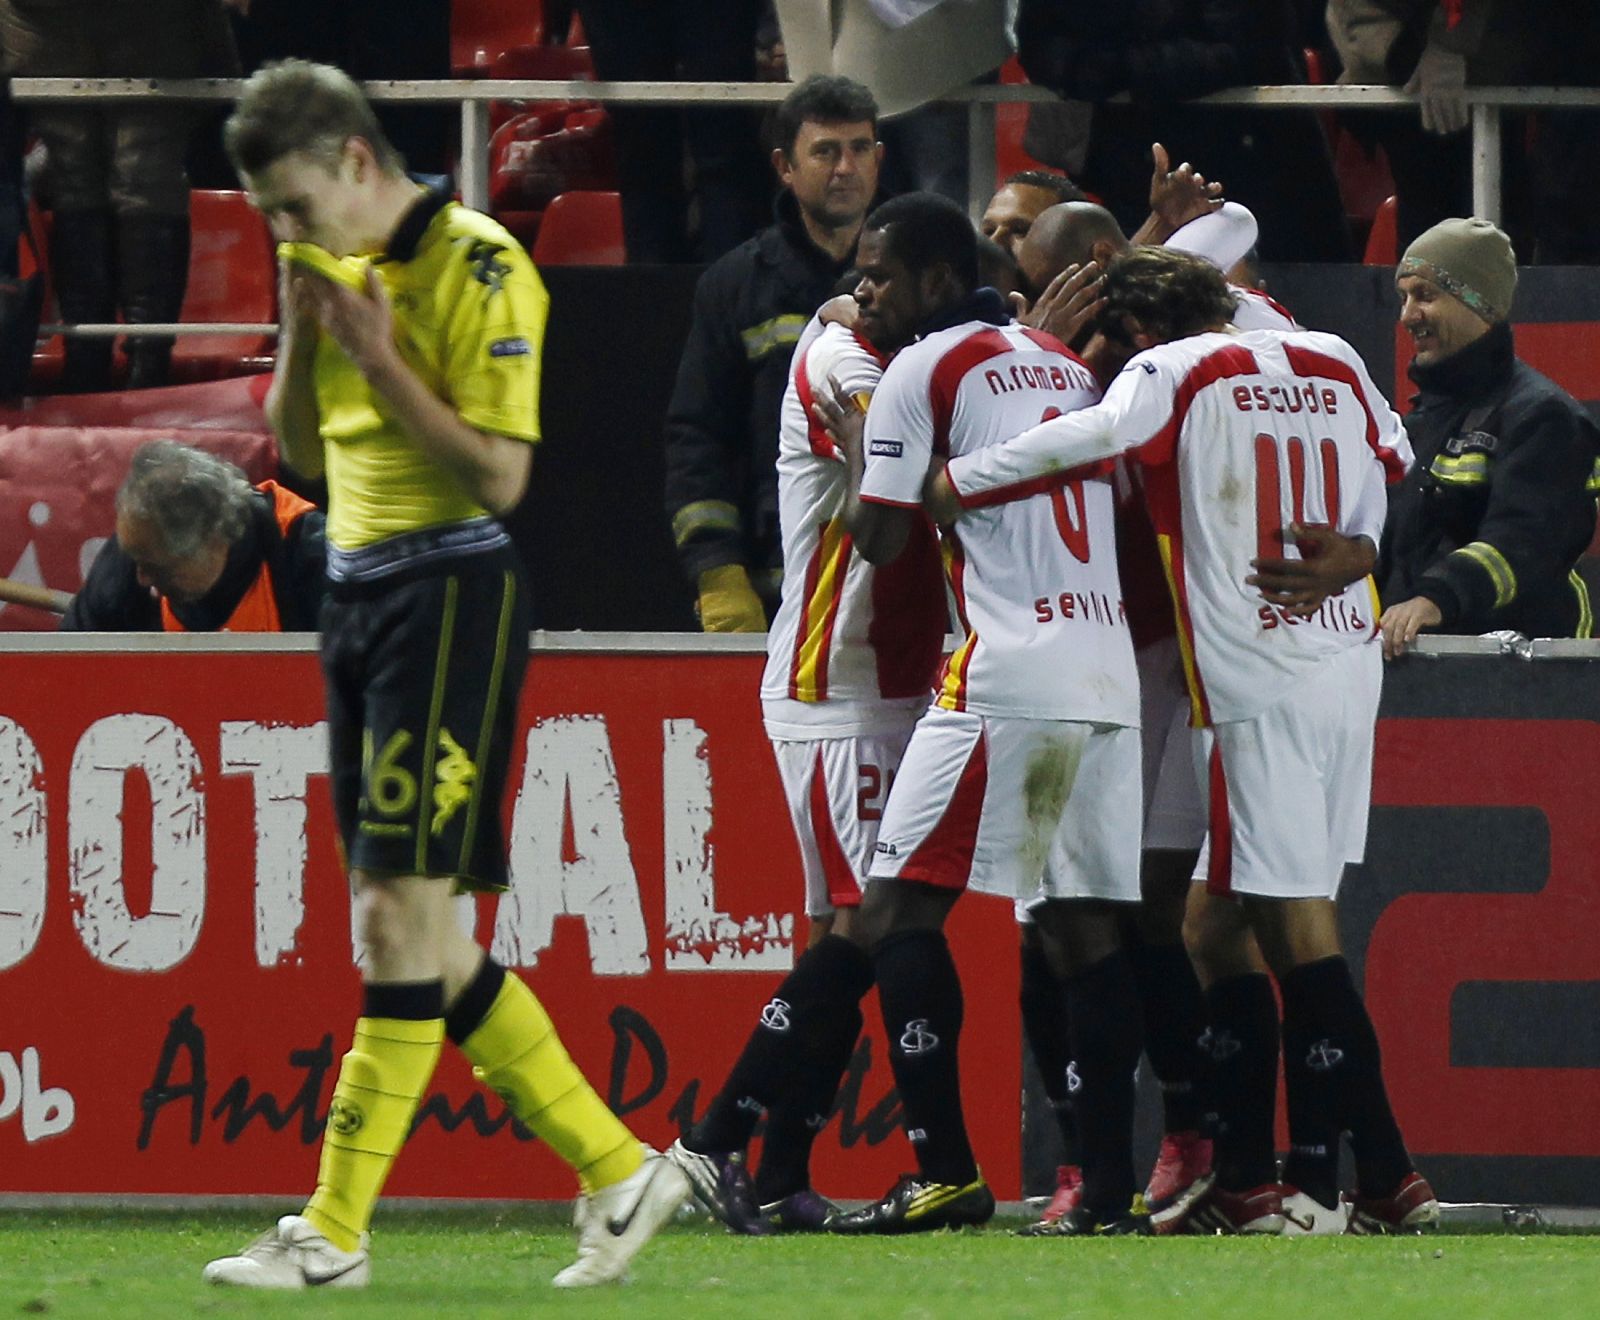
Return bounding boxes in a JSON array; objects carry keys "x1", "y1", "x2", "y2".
[
  {"x1": 808, "y1": 750, "x2": 862, "y2": 909},
  {"x1": 868, "y1": 513, "x2": 947, "y2": 699},
  {"x1": 896, "y1": 727, "x2": 989, "y2": 891},
  {"x1": 794, "y1": 346, "x2": 837, "y2": 459},
  {"x1": 1204, "y1": 741, "x2": 1235, "y2": 897},
  {"x1": 928, "y1": 327, "x2": 1013, "y2": 457},
  {"x1": 1136, "y1": 345, "x2": 1261, "y2": 468},
  {"x1": 1282, "y1": 344, "x2": 1407, "y2": 483},
  {"x1": 851, "y1": 327, "x2": 889, "y2": 367}
]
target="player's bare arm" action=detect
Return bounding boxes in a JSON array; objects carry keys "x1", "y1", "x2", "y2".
[
  {"x1": 811, "y1": 375, "x2": 912, "y2": 564},
  {"x1": 263, "y1": 262, "x2": 325, "y2": 479},
  {"x1": 1247, "y1": 525, "x2": 1378, "y2": 617},
  {"x1": 1129, "y1": 142, "x2": 1224, "y2": 247},
  {"x1": 308, "y1": 267, "x2": 532, "y2": 514}
]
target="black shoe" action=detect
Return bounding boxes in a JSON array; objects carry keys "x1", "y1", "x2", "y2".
[
  {"x1": 759, "y1": 1187, "x2": 838, "y2": 1233},
  {"x1": 828, "y1": 1173, "x2": 995, "y2": 1235},
  {"x1": 1016, "y1": 1193, "x2": 1153, "y2": 1238}
]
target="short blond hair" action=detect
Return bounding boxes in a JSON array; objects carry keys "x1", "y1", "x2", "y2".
[{"x1": 225, "y1": 59, "x2": 403, "y2": 177}]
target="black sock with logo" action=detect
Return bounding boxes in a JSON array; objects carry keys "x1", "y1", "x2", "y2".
[
  {"x1": 1019, "y1": 935, "x2": 1080, "y2": 1163},
  {"x1": 1280, "y1": 989, "x2": 1342, "y2": 1209},
  {"x1": 1129, "y1": 940, "x2": 1210, "y2": 1135},
  {"x1": 690, "y1": 935, "x2": 873, "y2": 1157},
  {"x1": 874, "y1": 928, "x2": 977, "y2": 1187},
  {"x1": 1280, "y1": 955, "x2": 1412, "y2": 1199},
  {"x1": 1204, "y1": 972, "x2": 1281, "y2": 1190},
  {"x1": 1066, "y1": 949, "x2": 1144, "y2": 1221},
  {"x1": 753, "y1": 1001, "x2": 864, "y2": 1204}
]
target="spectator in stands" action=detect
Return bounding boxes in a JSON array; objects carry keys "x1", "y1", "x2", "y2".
[
  {"x1": 980, "y1": 169, "x2": 1087, "y2": 261},
  {"x1": 1379, "y1": 218, "x2": 1600, "y2": 654},
  {"x1": 0, "y1": 0, "x2": 242, "y2": 391},
  {"x1": 61, "y1": 439, "x2": 325, "y2": 631},
  {"x1": 664, "y1": 75, "x2": 880, "y2": 632},
  {"x1": 1327, "y1": 1, "x2": 1600, "y2": 262},
  {"x1": 1015, "y1": 0, "x2": 1353, "y2": 261},
  {"x1": 576, "y1": 0, "x2": 769, "y2": 262}
]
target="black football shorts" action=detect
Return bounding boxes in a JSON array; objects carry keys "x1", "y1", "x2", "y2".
[{"x1": 321, "y1": 541, "x2": 530, "y2": 891}]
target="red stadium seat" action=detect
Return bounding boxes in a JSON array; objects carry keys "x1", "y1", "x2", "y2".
[
  {"x1": 169, "y1": 190, "x2": 277, "y2": 382},
  {"x1": 994, "y1": 56, "x2": 1053, "y2": 184},
  {"x1": 453, "y1": 0, "x2": 544, "y2": 74},
  {"x1": 27, "y1": 192, "x2": 274, "y2": 392},
  {"x1": 490, "y1": 107, "x2": 616, "y2": 211},
  {"x1": 19, "y1": 203, "x2": 62, "y2": 386},
  {"x1": 532, "y1": 191, "x2": 624, "y2": 266},
  {"x1": 1364, "y1": 195, "x2": 1398, "y2": 265},
  {"x1": 488, "y1": 43, "x2": 597, "y2": 132}
]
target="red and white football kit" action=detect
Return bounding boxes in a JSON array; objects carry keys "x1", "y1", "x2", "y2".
[
  {"x1": 1122, "y1": 285, "x2": 1301, "y2": 853},
  {"x1": 859, "y1": 315, "x2": 1141, "y2": 903},
  {"x1": 762, "y1": 317, "x2": 947, "y2": 914},
  {"x1": 945, "y1": 328, "x2": 1414, "y2": 900}
]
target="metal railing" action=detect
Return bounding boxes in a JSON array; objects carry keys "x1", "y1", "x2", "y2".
[{"x1": 11, "y1": 76, "x2": 1599, "y2": 341}]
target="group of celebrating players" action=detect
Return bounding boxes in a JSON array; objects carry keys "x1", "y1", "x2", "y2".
[
  {"x1": 198, "y1": 61, "x2": 1438, "y2": 1296},
  {"x1": 664, "y1": 185, "x2": 1438, "y2": 1242}
]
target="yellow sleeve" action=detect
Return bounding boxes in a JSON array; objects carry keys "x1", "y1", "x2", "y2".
[{"x1": 441, "y1": 238, "x2": 547, "y2": 444}]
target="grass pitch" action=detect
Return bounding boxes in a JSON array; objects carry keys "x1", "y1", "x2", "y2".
[{"x1": 2, "y1": 1206, "x2": 1595, "y2": 1319}]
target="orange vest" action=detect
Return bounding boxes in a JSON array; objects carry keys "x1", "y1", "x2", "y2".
[{"x1": 160, "y1": 482, "x2": 316, "y2": 633}]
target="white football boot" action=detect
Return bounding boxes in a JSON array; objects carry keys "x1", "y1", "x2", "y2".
[
  {"x1": 203, "y1": 1214, "x2": 370, "y2": 1288},
  {"x1": 552, "y1": 1146, "x2": 690, "y2": 1287},
  {"x1": 1280, "y1": 1188, "x2": 1353, "y2": 1236}
]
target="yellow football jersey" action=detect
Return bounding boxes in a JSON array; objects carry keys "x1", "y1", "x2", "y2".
[{"x1": 314, "y1": 193, "x2": 547, "y2": 549}]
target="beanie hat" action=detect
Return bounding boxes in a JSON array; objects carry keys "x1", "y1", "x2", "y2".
[{"x1": 1397, "y1": 217, "x2": 1517, "y2": 323}]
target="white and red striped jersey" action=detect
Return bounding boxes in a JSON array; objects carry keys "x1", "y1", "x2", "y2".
[
  {"x1": 860, "y1": 317, "x2": 1138, "y2": 725},
  {"x1": 945, "y1": 327, "x2": 1414, "y2": 725},
  {"x1": 1114, "y1": 283, "x2": 1299, "y2": 650},
  {"x1": 761, "y1": 318, "x2": 947, "y2": 738}
]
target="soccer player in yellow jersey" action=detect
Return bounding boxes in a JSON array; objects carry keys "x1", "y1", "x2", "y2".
[{"x1": 202, "y1": 60, "x2": 687, "y2": 1290}]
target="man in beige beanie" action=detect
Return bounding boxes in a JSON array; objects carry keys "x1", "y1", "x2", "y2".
[{"x1": 1378, "y1": 217, "x2": 1600, "y2": 654}]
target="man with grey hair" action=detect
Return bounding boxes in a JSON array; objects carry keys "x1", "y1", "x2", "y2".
[{"x1": 60, "y1": 440, "x2": 325, "y2": 631}]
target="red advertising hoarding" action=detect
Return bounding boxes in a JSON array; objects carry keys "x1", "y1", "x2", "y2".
[{"x1": 0, "y1": 637, "x2": 1022, "y2": 1200}]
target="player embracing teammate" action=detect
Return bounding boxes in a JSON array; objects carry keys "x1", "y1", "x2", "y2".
[{"x1": 928, "y1": 245, "x2": 1438, "y2": 1235}]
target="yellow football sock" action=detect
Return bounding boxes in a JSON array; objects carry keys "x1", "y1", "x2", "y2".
[
  {"x1": 459, "y1": 973, "x2": 642, "y2": 1194},
  {"x1": 303, "y1": 1016, "x2": 444, "y2": 1251}
]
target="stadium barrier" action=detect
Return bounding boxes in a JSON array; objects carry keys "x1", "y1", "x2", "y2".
[
  {"x1": 2, "y1": 633, "x2": 1599, "y2": 1207},
  {"x1": 5, "y1": 264, "x2": 1596, "y2": 637}
]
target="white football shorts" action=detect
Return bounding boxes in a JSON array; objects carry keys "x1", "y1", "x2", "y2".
[
  {"x1": 770, "y1": 720, "x2": 919, "y2": 916},
  {"x1": 871, "y1": 706, "x2": 1141, "y2": 904},
  {"x1": 1197, "y1": 641, "x2": 1381, "y2": 900}
]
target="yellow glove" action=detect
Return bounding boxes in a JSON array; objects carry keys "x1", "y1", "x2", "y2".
[{"x1": 697, "y1": 564, "x2": 767, "y2": 633}]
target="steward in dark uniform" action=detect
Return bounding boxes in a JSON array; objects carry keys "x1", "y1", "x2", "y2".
[{"x1": 61, "y1": 480, "x2": 325, "y2": 631}]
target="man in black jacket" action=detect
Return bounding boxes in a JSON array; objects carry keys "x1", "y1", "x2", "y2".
[
  {"x1": 61, "y1": 440, "x2": 325, "y2": 631},
  {"x1": 664, "y1": 76, "x2": 881, "y2": 632},
  {"x1": 1380, "y1": 218, "x2": 1600, "y2": 655}
]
